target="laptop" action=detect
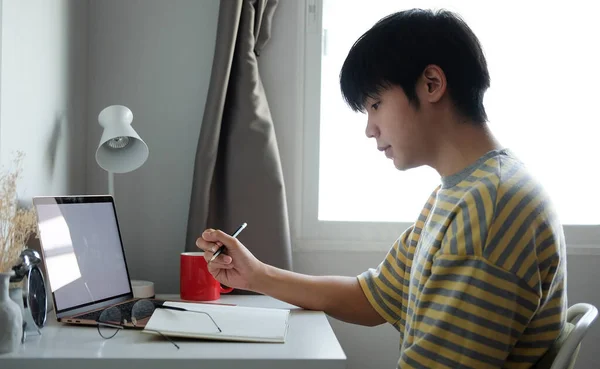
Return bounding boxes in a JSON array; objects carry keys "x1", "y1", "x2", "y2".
[{"x1": 32, "y1": 195, "x2": 162, "y2": 328}]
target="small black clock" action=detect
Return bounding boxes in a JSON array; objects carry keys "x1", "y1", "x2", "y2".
[
  {"x1": 22, "y1": 264, "x2": 47, "y2": 331},
  {"x1": 11, "y1": 249, "x2": 47, "y2": 340}
]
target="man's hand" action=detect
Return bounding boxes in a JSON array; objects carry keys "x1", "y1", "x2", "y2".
[{"x1": 196, "y1": 229, "x2": 266, "y2": 291}]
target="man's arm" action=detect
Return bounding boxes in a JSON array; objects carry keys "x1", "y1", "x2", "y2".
[
  {"x1": 197, "y1": 229, "x2": 385, "y2": 327},
  {"x1": 254, "y1": 265, "x2": 386, "y2": 326}
]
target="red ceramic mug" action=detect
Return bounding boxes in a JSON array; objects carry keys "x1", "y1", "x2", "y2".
[{"x1": 180, "y1": 252, "x2": 233, "y2": 301}]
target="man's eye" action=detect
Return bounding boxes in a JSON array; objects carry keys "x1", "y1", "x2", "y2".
[{"x1": 371, "y1": 102, "x2": 380, "y2": 110}]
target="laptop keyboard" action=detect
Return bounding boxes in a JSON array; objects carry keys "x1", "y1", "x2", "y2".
[{"x1": 75, "y1": 299, "x2": 164, "y2": 323}]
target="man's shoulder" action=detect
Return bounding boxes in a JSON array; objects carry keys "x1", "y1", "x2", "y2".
[
  {"x1": 492, "y1": 154, "x2": 558, "y2": 222},
  {"x1": 439, "y1": 152, "x2": 564, "y2": 271},
  {"x1": 482, "y1": 154, "x2": 565, "y2": 288},
  {"x1": 443, "y1": 152, "x2": 555, "y2": 216}
]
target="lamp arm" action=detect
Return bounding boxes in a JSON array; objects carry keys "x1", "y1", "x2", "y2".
[{"x1": 108, "y1": 171, "x2": 114, "y2": 197}]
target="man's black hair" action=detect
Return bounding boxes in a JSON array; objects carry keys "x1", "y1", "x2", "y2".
[{"x1": 340, "y1": 9, "x2": 491, "y2": 124}]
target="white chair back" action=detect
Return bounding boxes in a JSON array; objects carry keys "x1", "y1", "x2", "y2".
[{"x1": 549, "y1": 303, "x2": 598, "y2": 369}]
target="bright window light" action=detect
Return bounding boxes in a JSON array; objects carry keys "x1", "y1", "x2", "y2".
[{"x1": 318, "y1": 0, "x2": 600, "y2": 225}]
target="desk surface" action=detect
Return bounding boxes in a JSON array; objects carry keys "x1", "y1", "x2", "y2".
[{"x1": 0, "y1": 294, "x2": 346, "y2": 369}]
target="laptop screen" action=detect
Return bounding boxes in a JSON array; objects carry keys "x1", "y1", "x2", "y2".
[{"x1": 34, "y1": 196, "x2": 132, "y2": 313}]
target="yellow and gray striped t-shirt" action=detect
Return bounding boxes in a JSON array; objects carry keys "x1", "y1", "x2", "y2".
[{"x1": 358, "y1": 149, "x2": 567, "y2": 369}]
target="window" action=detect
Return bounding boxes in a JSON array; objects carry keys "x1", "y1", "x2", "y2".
[{"x1": 301, "y1": 0, "x2": 600, "y2": 248}]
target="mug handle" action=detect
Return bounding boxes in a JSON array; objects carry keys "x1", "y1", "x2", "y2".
[{"x1": 220, "y1": 284, "x2": 234, "y2": 294}]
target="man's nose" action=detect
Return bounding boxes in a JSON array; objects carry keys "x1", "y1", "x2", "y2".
[{"x1": 365, "y1": 118, "x2": 379, "y2": 138}]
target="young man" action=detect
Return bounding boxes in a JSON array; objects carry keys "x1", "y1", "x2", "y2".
[{"x1": 197, "y1": 9, "x2": 566, "y2": 369}]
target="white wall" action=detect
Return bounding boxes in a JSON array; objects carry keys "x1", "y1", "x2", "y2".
[
  {"x1": 85, "y1": 0, "x2": 219, "y2": 293},
  {"x1": 0, "y1": 0, "x2": 87, "y2": 198}
]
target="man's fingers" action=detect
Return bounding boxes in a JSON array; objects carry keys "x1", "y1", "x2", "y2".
[
  {"x1": 202, "y1": 229, "x2": 235, "y2": 246},
  {"x1": 210, "y1": 254, "x2": 232, "y2": 264},
  {"x1": 208, "y1": 261, "x2": 234, "y2": 270},
  {"x1": 196, "y1": 237, "x2": 219, "y2": 253}
]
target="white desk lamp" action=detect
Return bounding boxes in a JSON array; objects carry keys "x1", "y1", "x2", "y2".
[{"x1": 95, "y1": 105, "x2": 149, "y2": 196}]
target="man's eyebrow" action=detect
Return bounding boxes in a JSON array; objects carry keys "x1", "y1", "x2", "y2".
[{"x1": 364, "y1": 94, "x2": 381, "y2": 105}]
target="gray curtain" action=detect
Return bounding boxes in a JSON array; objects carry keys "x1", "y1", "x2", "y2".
[{"x1": 185, "y1": 0, "x2": 292, "y2": 276}]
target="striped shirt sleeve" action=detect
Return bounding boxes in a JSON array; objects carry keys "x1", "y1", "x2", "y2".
[
  {"x1": 357, "y1": 226, "x2": 413, "y2": 328},
  {"x1": 400, "y1": 255, "x2": 541, "y2": 369}
]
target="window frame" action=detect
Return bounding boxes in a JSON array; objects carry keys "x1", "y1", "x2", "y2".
[{"x1": 297, "y1": 0, "x2": 600, "y2": 252}]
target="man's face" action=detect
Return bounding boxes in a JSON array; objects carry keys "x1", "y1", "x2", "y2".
[{"x1": 364, "y1": 85, "x2": 434, "y2": 171}]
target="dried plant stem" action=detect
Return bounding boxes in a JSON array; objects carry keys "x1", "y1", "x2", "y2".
[{"x1": 0, "y1": 152, "x2": 39, "y2": 273}]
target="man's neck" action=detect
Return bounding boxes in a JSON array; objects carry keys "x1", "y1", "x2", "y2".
[{"x1": 430, "y1": 121, "x2": 502, "y2": 177}]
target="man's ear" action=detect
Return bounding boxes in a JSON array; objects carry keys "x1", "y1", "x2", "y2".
[{"x1": 420, "y1": 65, "x2": 447, "y2": 103}]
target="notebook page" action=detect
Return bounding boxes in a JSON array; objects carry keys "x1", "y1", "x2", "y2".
[{"x1": 143, "y1": 301, "x2": 290, "y2": 343}]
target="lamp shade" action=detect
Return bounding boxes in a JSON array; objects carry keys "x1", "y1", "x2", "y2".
[{"x1": 95, "y1": 105, "x2": 149, "y2": 174}]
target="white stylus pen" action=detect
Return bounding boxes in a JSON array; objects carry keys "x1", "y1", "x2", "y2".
[{"x1": 209, "y1": 222, "x2": 247, "y2": 263}]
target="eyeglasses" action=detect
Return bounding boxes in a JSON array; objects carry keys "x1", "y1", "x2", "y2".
[{"x1": 96, "y1": 299, "x2": 222, "y2": 349}]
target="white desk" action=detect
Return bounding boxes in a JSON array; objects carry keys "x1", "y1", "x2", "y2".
[{"x1": 0, "y1": 294, "x2": 346, "y2": 369}]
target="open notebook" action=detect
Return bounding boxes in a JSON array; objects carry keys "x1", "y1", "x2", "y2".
[{"x1": 143, "y1": 301, "x2": 291, "y2": 343}]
